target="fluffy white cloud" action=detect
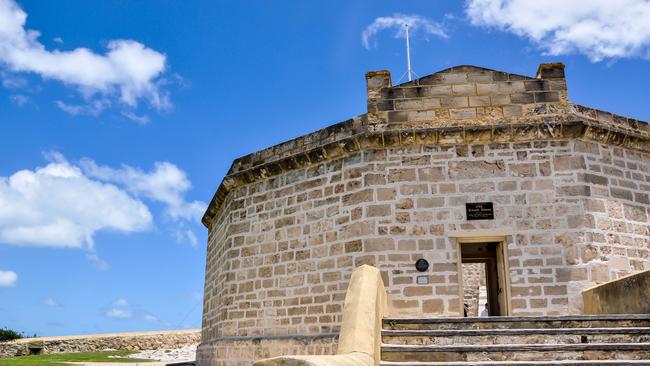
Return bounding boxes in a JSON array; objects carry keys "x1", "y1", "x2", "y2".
[
  {"x1": 0, "y1": 269, "x2": 17, "y2": 287},
  {"x1": 0, "y1": 0, "x2": 169, "y2": 109},
  {"x1": 143, "y1": 314, "x2": 158, "y2": 322},
  {"x1": 465, "y1": 0, "x2": 650, "y2": 61},
  {"x1": 80, "y1": 160, "x2": 206, "y2": 223},
  {"x1": 362, "y1": 13, "x2": 447, "y2": 50},
  {"x1": 0, "y1": 155, "x2": 152, "y2": 249},
  {"x1": 0, "y1": 152, "x2": 204, "y2": 259}
]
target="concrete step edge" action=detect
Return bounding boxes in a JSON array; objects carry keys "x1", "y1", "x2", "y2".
[
  {"x1": 381, "y1": 342, "x2": 650, "y2": 352},
  {"x1": 381, "y1": 327, "x2": 650, "y2": 337},
  {"x1": 382, "y1": 315, "x2": 650, "y2": 325}
]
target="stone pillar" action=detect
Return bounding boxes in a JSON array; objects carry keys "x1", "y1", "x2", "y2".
[
  {"x1": 365, "y1": 70, "x2": 392, "y2": 131},
  {"x1": 365, "y1": 70, "x2": 391, "y2": 113}
]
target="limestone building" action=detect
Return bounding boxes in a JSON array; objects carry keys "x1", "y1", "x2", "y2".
[{"x1": 197, "y1": 63, "x2": 650, "y2": 366}]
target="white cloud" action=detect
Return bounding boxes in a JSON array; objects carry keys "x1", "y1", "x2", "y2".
[
  {"x1": 87, "y1": 252, "x2": 109, "y2": 271},
  {"x1": 184, "y1": 229, "x2": 198, "y2": 246},
  {"x1": 0, "y1": 154, "x2": 152, "y2": 249},
  {"x1": 121, "y1": 110, "x2": 150, "y2": 124},
  {"x1": 143, "y1": 314, "x2": 158, "y2": 322},
  {"x1": 0, "y1": 269, "x2": 17, "y2": 287},
  {"x1": 80, "y1": 160, "x2": 206, "y2": 223},
  {"x1": 465, "y1": 0, "x2": 650, "y2": 62},
  {"x1": 106, "y1": 308, "x2": 132, "y2": 319},
  {"x1": 106, "y1": 298, "x2": 133, "y2": 319},
  {"x1": 1, "y1": 71, "x2": 27, "y2": 89},
  {"x1": 55, "y1": 100, "x2": 110, "y2": 117},
  {"x1": 0, "y1": 0, "x2": 169, "y2": 110},
  {"x1": 114, "y1": 298, "x2": 129, "y2": 307},
  {"x1": 175, "y1": 228, "x2": 198, "y2": 247},
  {"x1": 44, "y1": 297, "x2": 62, "y2": 307},
  {"x1": 0, "y1": 153, "x2": 204, "y2": 260},
  {"x1": 362, "y1": 13, "x2": 447, "y2": 50}
]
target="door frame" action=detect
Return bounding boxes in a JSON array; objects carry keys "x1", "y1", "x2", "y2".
[{"x1": 455, "y1": 235, "x2": 512, "y2": 316}]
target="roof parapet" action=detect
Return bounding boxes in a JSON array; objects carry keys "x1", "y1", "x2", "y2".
[{"x1": 201, "y1": 63, "x2": 648, "y2": 228}]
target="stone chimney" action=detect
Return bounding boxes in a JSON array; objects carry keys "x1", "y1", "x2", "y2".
[
  {"x1": 536, "y1": 62, "x2": 565, "y2": 79},
  {"x1": 365, "y1": 70, "x2": 391, "y2": 113},
  {"x1": 536, "y1": 63, "x2": 568, "y2": 102}
]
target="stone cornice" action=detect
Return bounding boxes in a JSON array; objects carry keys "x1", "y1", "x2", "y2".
[{"x1": 202, "y1": 107, "x2": 650, "y2": 228}]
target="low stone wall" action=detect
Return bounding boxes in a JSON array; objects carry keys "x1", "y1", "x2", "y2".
[
  {"x1": 583, "y1": 269, "x2": 650, "y2": 315},
  {"x1": 0, "y1": 329, "x2": 200, "y2": 358},
  {"x1": 197, "y1": 336, "x2": 338, "y2": 366}
]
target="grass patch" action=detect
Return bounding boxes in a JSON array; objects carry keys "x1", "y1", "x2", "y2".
[{"x1": 0, "y1": 351, "x2": 153, "y2": 366}]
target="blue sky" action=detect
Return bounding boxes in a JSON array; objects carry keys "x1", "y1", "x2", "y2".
[{"x1": 0, "y1": 0, "x2": 649, "y2": 336}]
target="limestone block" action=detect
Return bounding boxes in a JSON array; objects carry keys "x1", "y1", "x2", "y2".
[
  {"x1": 624, "y1": 204, "x2": 648, "y2": 222},
  {"x1": 448, "y1": 161, "x2": 506, "y2": 180},
  {"x1": 553, "y1": 155, "x2": 586, "y2": 171},
  {"x1": 440, "y1": 96, "x2": 469, "y2": 108},
  {"x1": 469, "y1": 96, "x2": 491, "y2": 107},
  {"x1": 450, "y1": 108, "x2": 478, "y2": 120},
  {"x1": 452, "y1": 83, "x2": 476, "y2": 95},
  {"x1": 498, "y1": 81, "x2": 525, "y2": 93}
]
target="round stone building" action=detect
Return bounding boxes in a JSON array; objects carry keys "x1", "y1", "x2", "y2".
[{"x1": 197, "y1": 63, "x2": 650, "y2": 366}]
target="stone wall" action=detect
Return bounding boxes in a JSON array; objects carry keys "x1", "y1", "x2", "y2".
[
  {"x1": 197, "y1": 336, "x2": 337, "y2": 366},
  {"x1": 200, "y1": 139, "x2": 650, "y2": 364},
  {"x1": 561, "y1": 140, "x2": 650, "y2": 311},
  {"x1": 0, "y1": 329, "x2": 199, "y2": 359},
  {"x1": 462, "y1": 263, "x2": 486, "y2": 316}
]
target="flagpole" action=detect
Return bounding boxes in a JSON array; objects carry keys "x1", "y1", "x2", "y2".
[{"x1": 405, "y1": 23, "x2": 412, "y2": 81}]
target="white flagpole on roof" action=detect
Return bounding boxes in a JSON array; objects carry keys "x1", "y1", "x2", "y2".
[{"x1": 405, "y1": 23, "x2": 412, "y2": 82}]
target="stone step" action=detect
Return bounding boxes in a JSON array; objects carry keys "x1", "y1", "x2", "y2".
[
  {"x1": 380, "y1": 361, "x2": 650, "y2": 366},
  {"x1": 382, "y1": 327, "x2": 650, "y2": 345},
  {"x1": 383, "y1": 315, "x2": 650, "y2": 331},
  {"x1": 380, "y1": 343, "x2": 650, "y2": 362}
]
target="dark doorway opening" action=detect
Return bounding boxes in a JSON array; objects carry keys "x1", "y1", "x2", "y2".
[{"x1": 460, "y1": 242, "x2": 509, "y2": 316}]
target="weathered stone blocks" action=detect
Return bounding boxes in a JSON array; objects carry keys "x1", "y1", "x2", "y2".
[{"x1": 448, "y1": 160, "x2": 506, "y2": 179}]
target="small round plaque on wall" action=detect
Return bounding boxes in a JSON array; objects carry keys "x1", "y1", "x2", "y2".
[{"x1": 415, "y1": 258, "x2": 429, "y2": 272}]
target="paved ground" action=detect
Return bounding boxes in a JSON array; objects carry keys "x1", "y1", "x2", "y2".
[{"x1": 126, "y1": 344, "x2": 196, "y2": 363}]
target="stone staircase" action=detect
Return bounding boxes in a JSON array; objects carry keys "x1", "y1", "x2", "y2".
[{"x1": 381, "y1": 315, "x2": 650, "y2": 365}]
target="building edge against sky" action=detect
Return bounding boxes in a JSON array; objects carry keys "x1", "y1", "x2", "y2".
[{"x1": 197, "y1": 63, "x2": 650, "y2": 366}]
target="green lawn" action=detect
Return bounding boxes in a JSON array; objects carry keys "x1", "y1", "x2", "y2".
[{"x1": 0, "y1": 351, "x2": 153, "y2": 365}]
